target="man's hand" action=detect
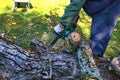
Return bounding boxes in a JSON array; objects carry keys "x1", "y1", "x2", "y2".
[
  {"x1": 54, "y1": 23, "x2": 77, "y2": 38},
  {"x1": 54, "y1": 15, "x2": 79, "y2": 38},
  {"x1": 53, "y1": 23, "x2": 65, "y2": 37}
]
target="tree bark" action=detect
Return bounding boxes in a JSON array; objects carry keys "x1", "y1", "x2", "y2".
[
  {"x1": 0, "y1": 37, "x2": 81, "y2": 80},
  {"x1": 0, "y1": 37, "x2": 120, "y2": 80}
]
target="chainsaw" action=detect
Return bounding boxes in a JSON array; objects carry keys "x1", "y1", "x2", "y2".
[{"x1": 47, "y1": 15, "x2": 79, "y2": 49}]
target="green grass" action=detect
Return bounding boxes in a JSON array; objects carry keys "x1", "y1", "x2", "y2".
[
  {"x1": 105, "y1": 20, "x2": 120, "y2": 58},
  {"x1": 0, "y1": 0, "x2": 120, "y2": 58},
  {"x1": 0, "y1": 0, "x2": 68, "y2": 48}
]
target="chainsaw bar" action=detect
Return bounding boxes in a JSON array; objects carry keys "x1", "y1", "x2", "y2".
[{"x1": 47, "y1": 36, "x2": 60, "y2": 49}]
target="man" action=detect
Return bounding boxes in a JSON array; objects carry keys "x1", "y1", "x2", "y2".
[{"x1": 54, "y1": 0, "x2": 120, "y2": 58}]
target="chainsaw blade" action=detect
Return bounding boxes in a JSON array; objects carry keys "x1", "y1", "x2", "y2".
[{"x1": 47, "y1": 36, "x2": 59, "y2": 49}]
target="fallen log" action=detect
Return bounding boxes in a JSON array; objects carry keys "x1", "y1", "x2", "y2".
[
  {"x1": 0, "y1": 37, "x2": 120, "y2": 80},
  {"x1": 0, "y1": 37, "x2": 81, "y2": 80}
]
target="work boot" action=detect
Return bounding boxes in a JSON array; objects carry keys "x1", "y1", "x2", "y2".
[{"x1": 93, "y1": 56, "x2": 109, "y2": 63}]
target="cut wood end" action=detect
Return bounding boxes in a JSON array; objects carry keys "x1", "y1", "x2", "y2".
[{"x1": 70, "y1": 32, "x2": 81, "y2": 42}]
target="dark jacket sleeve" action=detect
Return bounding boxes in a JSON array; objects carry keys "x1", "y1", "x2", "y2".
[{"x1": 60, "y1": 0, "x2": 86, "y2": 27}]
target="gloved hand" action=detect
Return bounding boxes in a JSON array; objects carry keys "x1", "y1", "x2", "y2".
[
  {"x1": 53, "y1": 23, "x2": 77, "y2": 38},
  {"x1": 53, "y1": 23, "x2": 65, "y2": 37}
]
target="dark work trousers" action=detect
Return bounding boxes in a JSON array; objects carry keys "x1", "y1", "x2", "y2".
[{"x1": 84, "y1": 0, "x2": 120, "y2": 57}]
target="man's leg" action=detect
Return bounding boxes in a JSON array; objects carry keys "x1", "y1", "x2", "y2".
[{"x1": 89, "y1": 2, "x2": 120, "y2": 57}]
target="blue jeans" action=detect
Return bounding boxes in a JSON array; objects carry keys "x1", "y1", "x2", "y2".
[{"x1": 86, "y1": 0, "x2": 120, "y2": 56}]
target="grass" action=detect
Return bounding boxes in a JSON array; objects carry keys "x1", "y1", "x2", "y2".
[
  {"x1": 0, "y1": 0, "x2": 68, "y2": 48},
  {"x1": 105, "y1": 20, "x2": 120, "y2": 58},
  {"x1": 0, "y1": 0, "x2": 120, "y2": 58}
]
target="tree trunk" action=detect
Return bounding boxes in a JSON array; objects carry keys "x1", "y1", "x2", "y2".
[
  {"x1": 0, "y1": 37, "x2": 119, "y2": 80},
  {"x1": 0, "y1": 37, "x2": 81, "y2": 80}
]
